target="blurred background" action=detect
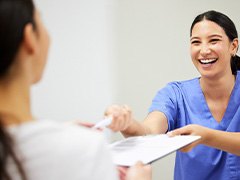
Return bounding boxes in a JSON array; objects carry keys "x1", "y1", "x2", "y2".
[{"x1": 33, "y1": 0, "x2": 240, "y2": 179}]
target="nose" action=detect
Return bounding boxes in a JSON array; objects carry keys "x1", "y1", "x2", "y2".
[{"x1": 200, "y1": 44, "x2": 211, "y2": 56}]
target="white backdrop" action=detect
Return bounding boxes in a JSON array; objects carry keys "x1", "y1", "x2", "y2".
[
  {"x1": 33, "y1": 0, "x2": 117, "y2": 122},
  {"x1": 33, "y1": 1, "x2": 240, "y2": 179}
]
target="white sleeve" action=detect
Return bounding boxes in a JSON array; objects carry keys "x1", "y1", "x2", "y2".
[{"x1": 90, "y1": 135, "x2": 119, "y2": 180}]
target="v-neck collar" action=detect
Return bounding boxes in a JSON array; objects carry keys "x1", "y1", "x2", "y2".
[{"x1": 196, "y1": 72, "x2": 240, "y2": 129}]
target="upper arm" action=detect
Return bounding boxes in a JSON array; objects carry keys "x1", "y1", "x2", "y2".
[
  {"x1": 148, "y1": 83, "x2": 180, "y2": 131},
  {"x1": 143, "y1": 111, "x2": 168, "y2": 134}
]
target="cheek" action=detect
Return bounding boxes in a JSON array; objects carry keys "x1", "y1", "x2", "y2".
[
  {"x1": 190, "y1": 46, "x2": 198, "y2": 60},
  {"x1": 213, "y1": 43, "x2": 222, "y2": 51},
  {"x1": 39, "y1": 29, "x2": 50, "y2": 65},
  {"x1": 215, "y1": 45, "x2": 230, "y2": 60}
]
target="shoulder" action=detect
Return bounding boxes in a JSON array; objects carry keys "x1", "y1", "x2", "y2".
[
  {"x1": 155, "y1": 77, "x2": 199, "y2": 97},
  {"x1": 166, "y1": 77, "x2": 199, "y2": 90},
  {"x1": 8, "y1": 120, "x2": 117, "y2": 180},
  {"x1": 236, "y1": 71, "x2": 240, "y2": 82},
  {"x1": 9, "y1": 120, "x2": 106, "y2": 154}
]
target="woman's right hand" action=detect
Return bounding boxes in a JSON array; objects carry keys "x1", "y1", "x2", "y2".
[{"x1": 104, "y1": 104, "x2": 133, "y2": 132}]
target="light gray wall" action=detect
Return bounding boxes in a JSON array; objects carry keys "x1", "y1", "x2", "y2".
[
  {"x1": 33, "y1": 1, "x2": 240, "y2": 180},
  {"x1": 32, "y1": 0, "x2": 117, "y2": 122}
]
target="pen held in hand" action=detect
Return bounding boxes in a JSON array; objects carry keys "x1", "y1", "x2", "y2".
[{"x1": 92, "y1": 117, "x2": 112, "y2": 129}]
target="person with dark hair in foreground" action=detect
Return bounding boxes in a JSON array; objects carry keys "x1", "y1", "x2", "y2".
[{"x1": 0, "y1": 0, "x2": 151, "y2": 180}]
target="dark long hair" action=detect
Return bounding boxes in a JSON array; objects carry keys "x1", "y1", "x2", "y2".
[
  {"x1": 0, "y1": 0, "x2": 36, "y2": 179},
  {"x1": 190, "y1": 10, "x2": 240, "y2": 75}
]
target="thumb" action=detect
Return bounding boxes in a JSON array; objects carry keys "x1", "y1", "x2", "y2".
[
  {"x1": 134, "y1": 161, "x2": 144, "y2": 167},
  {"x1": 167, "y1": 127, "x2": 185, "y2": 137}
]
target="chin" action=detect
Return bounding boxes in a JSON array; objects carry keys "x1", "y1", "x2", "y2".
[{"x1": 199, "y1": 70, "x2": 224, "y2": 80}]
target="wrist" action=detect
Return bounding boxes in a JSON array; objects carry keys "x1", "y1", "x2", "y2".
[
  {"x1": 121, "y1": 119, "x2": 134, "y2": 137},
  {"x1": 202, "y1": 127, "x2": 214, "y2": 146},
  {"x1": 121, "y1": 119, "x2": 144, "y2": 137}
]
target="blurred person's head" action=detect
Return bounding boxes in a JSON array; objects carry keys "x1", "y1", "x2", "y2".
[{"x1": 0, "y1": 0, "x2": 50, "y2": 179}]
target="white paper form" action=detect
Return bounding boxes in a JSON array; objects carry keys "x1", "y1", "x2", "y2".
[{"x1": 109, "y1": 134, "x2": 201, "y2": 166}]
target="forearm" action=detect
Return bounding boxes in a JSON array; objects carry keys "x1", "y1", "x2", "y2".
[
  {"x1": 205, "y1": 129, "x2": 240, "y2": 155},
  {"x1": 121, "y1": 111, "x2": 168, "y2": 137},
  {"x1": 121, "y1": 119, "x2": 146, "y2": 137}
]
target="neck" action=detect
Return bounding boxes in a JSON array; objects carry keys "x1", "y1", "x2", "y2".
[
  {"x1": 200, "y1": 72, "x2": 236, "y2": 100},
  {"x1": 0, "y1": 77, "x2": 33, "y2": 126}
]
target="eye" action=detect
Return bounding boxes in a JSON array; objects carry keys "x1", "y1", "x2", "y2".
[
  {"x1": 210, "y1": 39, "x2": 220, "y2": 44},
  {"x1": 191, "y1": 40, "x2": 200, "y2": 45}
]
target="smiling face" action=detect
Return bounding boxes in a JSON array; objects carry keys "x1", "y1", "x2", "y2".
[{"x1": 190, "y1": 20, "x2": 237, "y2": 79}]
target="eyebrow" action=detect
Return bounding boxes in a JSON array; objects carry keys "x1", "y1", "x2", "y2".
[{"x1": 190, "y1": 34, "x2": 223, "y2": 41}]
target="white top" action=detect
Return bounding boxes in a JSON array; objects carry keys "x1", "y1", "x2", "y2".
[{"x1": 7, "y1": 120, "x2": 118, "y2": 180}]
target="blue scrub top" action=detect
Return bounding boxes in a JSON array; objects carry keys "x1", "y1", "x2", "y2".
[{"x1": 149, "y1": 71, "x2": 240, "y2": 180}]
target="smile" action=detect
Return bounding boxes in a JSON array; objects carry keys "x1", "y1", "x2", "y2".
[{"x1": 198, "y1": 58, "x2": 218, "y2": 64}]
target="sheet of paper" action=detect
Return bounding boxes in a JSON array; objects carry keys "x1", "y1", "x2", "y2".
[{"x1": 109, "y1": 134, "x2": 201, "y2": 166}]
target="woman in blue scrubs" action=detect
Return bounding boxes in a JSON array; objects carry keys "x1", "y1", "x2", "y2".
[{"x1": 105, "y1": 10, "x2": 240, "y2": 180}]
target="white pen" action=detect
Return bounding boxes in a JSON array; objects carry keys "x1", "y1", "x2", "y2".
[{"x1": 92, "y1": 117, "x2": 112, "y2": 129}]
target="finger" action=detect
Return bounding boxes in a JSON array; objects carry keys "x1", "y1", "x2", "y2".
[
  {"x1": 117, "y1": 166, "x2": 128, "y2": 180},
  {"x1": 141, "y1": 163, "x2": 152, "y2": 175},
  {"x1": 108, "y1": 113, "x2": 121, "y2": 131},
  {"x1": 144, "y1": 164, "x2": 152, "y2": 172},
  {"x1": 167, "y1": 129, "x2": 182, "y2": 137},
  {"x1": 122, "y1": 105, "x2": 131, "y2": 114},
  {"x1": 117, "y1": 166, "x2": 129, "y2": 172},
  {"x1": 109, "y1": 113, "x2": 117, "y2": 125},
  {"x1": 119, "y1": 106, "x2": 129, "y2": 130},
  {"x1": 104, "y1": 104, "x2": 119, "y2": 116},
  {"x1": 106, "y1": 105, "x2": 132, "y2": 132},
  {"x1": 106, "y1": 107, "x2": 120, "y2": 126},
  {"x1": 77, "y1": 122, "x2": 95, "y2": 128},
  {"x1": 122, "y1": 105, "x2": 132, "y2": 130},
  {"x1": 179, "y1": 140, "x2": 199, "y2": 152},
  {"x1": 109, "y1": 106, "x2": 127, "y2": 131},
  {"x1": 168, "y1": 126, "x2": 190, "y2": 136},
  {"x1": 134, "y1": 161, "x2": 144, "y2": 166},
  {"x1": 179, "y1": 145, "x2": 194, "y2": 152}
]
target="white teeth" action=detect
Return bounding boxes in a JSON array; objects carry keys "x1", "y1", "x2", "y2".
[{"x1": 199, "y1": 59, "x2": 217, "y2": 64}]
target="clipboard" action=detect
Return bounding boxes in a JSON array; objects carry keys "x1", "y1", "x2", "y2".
[{"x1": 109, "y1": 134, "x2": 201, "y2": 166}]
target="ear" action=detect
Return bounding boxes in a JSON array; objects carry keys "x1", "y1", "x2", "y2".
[
  {"x1": 22, "y1": 23, "x2": 38, "y2": 55},
  {"x1": 231, "y1": 38, "x2": 239, "y2": 56}
]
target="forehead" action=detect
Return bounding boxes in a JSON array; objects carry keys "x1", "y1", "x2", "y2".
[{"x1": 191, "y1": 20, "x2": 227, "y2": 38}]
